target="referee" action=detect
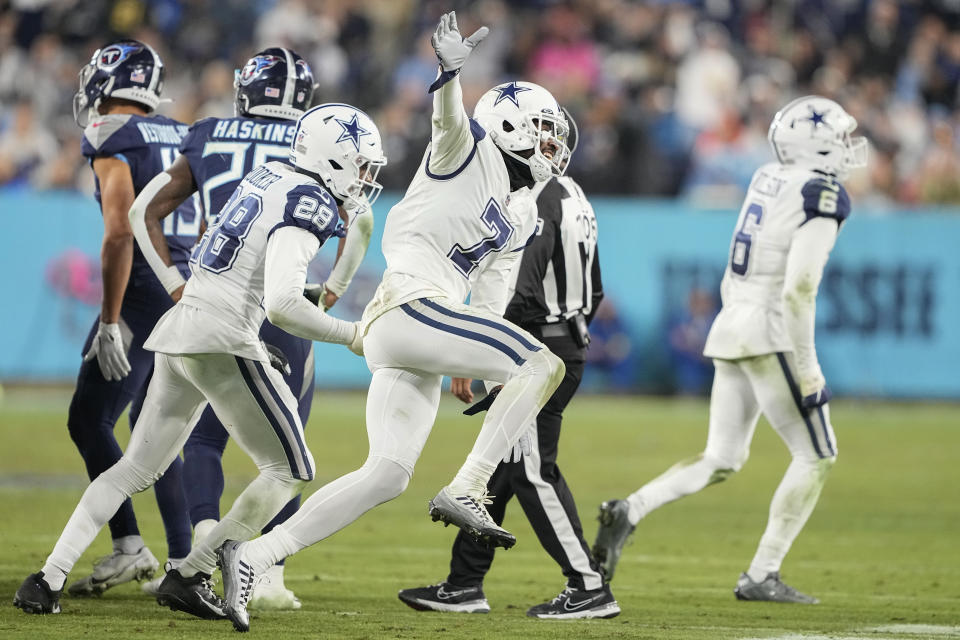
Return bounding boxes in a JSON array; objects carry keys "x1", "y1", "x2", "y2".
[{"x1": 398, "y1": 110, "x2": 617, "y2": 619}]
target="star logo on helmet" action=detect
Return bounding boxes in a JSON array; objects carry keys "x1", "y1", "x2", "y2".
[
  {"x1": 98, "y1": 43, "x2": 144, "y2": 69},
  {"x1": 239, "y1": 55, "x2": 282, "y2": 86},
  {"x1": 805, "y1": 108, "x2": 832, "y2": 129},
  {"x1": 493, "y1": 82, "x2": 532, "y2": 108},
  {"x1": 335, "y1": 112, "x2": 371, "y2": 151}
]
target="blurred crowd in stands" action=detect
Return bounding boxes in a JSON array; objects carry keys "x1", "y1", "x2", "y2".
[{"x1": 1, "y1": 0, "x2": 958, "y2": 209}]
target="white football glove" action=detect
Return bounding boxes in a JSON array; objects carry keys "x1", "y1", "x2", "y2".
[
  {"x1": 431, "y1": 11, "x2": 489, "y2": 72},
  {"x1": 83, "y1": 321, "x2": 131, "y2": 381},
  {"x1": 347, "y1": 321, "x2": 365, "y2": 357},
  {"x1": 503, "y1": 426, "x2": 534, "y2": 464}
]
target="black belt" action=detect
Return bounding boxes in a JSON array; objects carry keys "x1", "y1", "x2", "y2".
[{"x1": 523, "y1": 322, "x2": 571, "y2": 339}]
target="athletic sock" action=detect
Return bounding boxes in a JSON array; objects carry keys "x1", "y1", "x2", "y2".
[
  {"x1": 244, "y1": 525, "x2": 301, "y2": 576},
  {"x1": 39, "y1": 567, "x2": 67, "y2": 591},
  {"x1": 448, "y1": 454, "x2": 497, "y2": 497},
  {"x1": 192, "y1": 519, "x2": 218, "y2": 546},
  {"x1": 113, "y1": 534, "x2": 145, "y2": 555}
]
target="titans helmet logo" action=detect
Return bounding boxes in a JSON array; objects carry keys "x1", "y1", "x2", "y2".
[
  {"x1": 239, "y1": 55, "x2": 282, "y2": 86},
  {"x1": 335, "y1": 112, "x2": 372, "y2": 151},
  {"x1": 492, "y1": 82, "x2": 532, "y2": 108},
  {"x1": 98, "y1": 43, "x2": 144, "y2": 70}
]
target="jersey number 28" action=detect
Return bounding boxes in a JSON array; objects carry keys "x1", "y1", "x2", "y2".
[{"x1": 190, "y1": 191, "x2": 263, "y2": 273}]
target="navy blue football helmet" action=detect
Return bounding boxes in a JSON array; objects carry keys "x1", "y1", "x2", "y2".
[
  {"x1": 235, "y1": 47, "x2": 316, "y2": 121},
  {"x1": 72, "y1": 39, "x2": 164, "y2": 127}
]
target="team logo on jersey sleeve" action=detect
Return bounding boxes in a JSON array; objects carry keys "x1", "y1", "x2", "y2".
[
  {"x1": 98, "y1": 43, "x2": 144, "y2": 69},
  {"x1": 239, "y1": 55, "x2": 282, "y2": 86},
  {"x1": 492, "y1": 82, "x2": 532, "y2": 107},
  {"x1": 335, "y1": 112, "x2": 371, "y2": 151}
]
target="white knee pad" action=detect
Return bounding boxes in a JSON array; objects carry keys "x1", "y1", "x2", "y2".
[
  {"x1": 519, "y1": 349, "x2": 565, "y2": 402},
  {"x1": 362, "y1": 456, "x2": 412, "y2": 504},
  {"x1": 105, "y1": 456, "x2": 159, "y2": 495}
]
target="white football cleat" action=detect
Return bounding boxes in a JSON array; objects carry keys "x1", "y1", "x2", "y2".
[{"x1": 67, "y1": 547, "x2": 159, "y2": 596}]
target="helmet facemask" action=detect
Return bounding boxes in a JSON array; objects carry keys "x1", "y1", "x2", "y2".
[{"x1": 498, "y1": 111, "x2": 570, "y2": 182}]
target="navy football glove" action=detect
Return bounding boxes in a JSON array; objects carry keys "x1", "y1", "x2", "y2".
[
  {"x1": 263, "y1": 342, "x2": 291, "y2": 376},
  {"x1": 801, "y1": 386, "x2": 832, "y2": 409},
  {"x1": 463, "y1": 386, "x2": 502, "y2": 416}
]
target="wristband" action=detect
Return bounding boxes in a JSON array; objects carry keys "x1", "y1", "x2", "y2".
[{"x1": 159, "y1": 265, "x2": 187, "y2": 294}]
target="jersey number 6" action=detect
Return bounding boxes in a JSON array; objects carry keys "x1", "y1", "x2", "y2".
[{"x1": 730, "y1": 202, "x2": 764, "y2": 277}]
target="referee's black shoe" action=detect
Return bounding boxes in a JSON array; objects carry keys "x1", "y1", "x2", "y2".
[
  {"x1": 526, "y1": 583, "x2": 620, "y2": 619},
  {"x1": 398, "y1": 582, "x2": 490, "y2": 613}
]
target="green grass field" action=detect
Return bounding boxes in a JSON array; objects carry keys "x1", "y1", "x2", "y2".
[{"x1": 1, "y1": 387, "x2": 958, "y2": 639}]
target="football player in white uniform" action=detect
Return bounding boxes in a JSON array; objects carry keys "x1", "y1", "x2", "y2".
[
  {"x1": 12, "y1": 103, "x2": 383, "y2": 619},
  {"x1": 593, "y1": 96, "x2": 867, "y2": 603},
  {"x1": 216, "y1": 12, "x2": 570, "y2": 632}
]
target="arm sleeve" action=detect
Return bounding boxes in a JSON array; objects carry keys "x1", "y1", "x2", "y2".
[
  {"x1": 129, "y1": 172, "x2": 187, "y2": 293},
  {"x1": 427, "y1": 75, "x2": 474, "y2": 175},
  {"x1": 263, "y1": 227, "x2": 357, "y2": 345},
  {"x1": 324, "y1": 204, "x2": 373, "y2": 296},
  {"x1": 782, "y1": 216, "x2": 838, "y2": 395}
]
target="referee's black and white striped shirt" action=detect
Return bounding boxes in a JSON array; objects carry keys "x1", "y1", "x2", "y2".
[{"x1": 505, "y1": 175, "x2": 603, "y2": 328}]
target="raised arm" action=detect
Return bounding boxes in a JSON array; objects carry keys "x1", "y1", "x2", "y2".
[
  {"x1": 128, "y1": 154, "x2": 197, "y2": 300},
  {"x1": 782, "y1": 216, "x2": 838, "y2": 404},
  {"x1": 427, "y1": 11, "x2": 488, "y2": 175}
]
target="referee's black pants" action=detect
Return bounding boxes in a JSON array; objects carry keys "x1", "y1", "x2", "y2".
[{"x1": 446, "y1": 332, "x2": 605, "y2": 592}]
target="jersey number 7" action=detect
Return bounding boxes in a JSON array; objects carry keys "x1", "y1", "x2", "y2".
[{"x1": 447, "y1": 198, "x2": 514, "y2": 277}]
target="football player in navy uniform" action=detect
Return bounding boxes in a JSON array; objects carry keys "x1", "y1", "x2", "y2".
[
  {"x1": 32, "y1": 40, "x2": 197, "y2": 602},
  {"x1": 129, "y1": 48, "x2": 374, "y2": 609}
]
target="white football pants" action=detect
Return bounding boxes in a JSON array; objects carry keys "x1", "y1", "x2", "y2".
[
  {"x1": 626, "y1": 352, "x2": 837, "y2": 575},
  {"x1": 241, "y1": 297, "x2": 564, "y2": 573},
  {"x1": 43, "y1": 352, "x2": 311, "y2": 581}
]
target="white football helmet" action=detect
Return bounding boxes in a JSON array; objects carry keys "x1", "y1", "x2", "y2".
[
  {"x1": 289, "y1": 103, "x2": 387, "y2": 207},
  {"x1": 473, "y1": 81, "x2": 570, "y2": 182},
  {"x1": 768, "y1": 95, "x2": 867, "y2": 177}
]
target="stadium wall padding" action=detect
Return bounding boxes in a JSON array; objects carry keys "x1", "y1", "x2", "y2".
[{"x1": 2, "y1": 189, "x2": 958, "y2": 398}]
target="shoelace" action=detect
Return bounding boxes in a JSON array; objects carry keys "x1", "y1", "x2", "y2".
[
  {"x1": 198, "y1": 575, "x2": 224, "y2": 604},
  {"x1": 551, "y1": 587, "x2": 575, "y2": 605}
]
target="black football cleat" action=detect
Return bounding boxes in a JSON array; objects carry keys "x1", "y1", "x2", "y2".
[
  {"x1": 155, "y1": 568, "x2": 227, "y2": 620},
  {"x1": 13, "y1": 572, "x2": 62, "y2": 614}
]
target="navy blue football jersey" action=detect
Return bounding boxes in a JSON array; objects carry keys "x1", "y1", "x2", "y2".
[
  {"x1": 82, "y1": 113, "x2": 201, "y2": 279},
  {"x1": 178, "y1": 116, "x2": 298, "y2": 223}
]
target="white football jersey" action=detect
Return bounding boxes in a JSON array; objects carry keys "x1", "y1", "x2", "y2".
[
  {"x1": 703, "y1": 162, "x2": 850, "y2": 360},
  {"x1": 145, "y1": 161, "x2": 341, "y2": 360},
  {"x1": 362, "y1": 121, "x2": 535, "y2": 324}
]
